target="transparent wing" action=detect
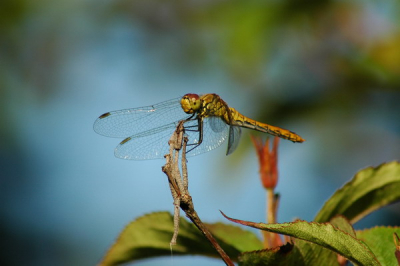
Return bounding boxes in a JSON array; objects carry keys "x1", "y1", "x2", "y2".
[
  {"x1": 185, "y1": 117, "x2": 230, "y2": 157},
  {"x1": 226, "y1": 126, "x2": 242, "y2": 155},
  {"x1": 93, "y1": 97, "x2": 189, "y2": 138},
  {"x1": 114, "y1": 117, "x2": 231, "y2": 160},
  {"x1": 209, "y1": 115, "x2": 227, "y2": 133},
  {"x1": 115, "y1": 123, "x2": 179, "y2": 160}
]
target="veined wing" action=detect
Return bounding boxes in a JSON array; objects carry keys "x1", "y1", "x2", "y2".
[
  {"x1": 93, "y1": 97, "x2": 189, "y2": 138},
  {"x1": 115, "y1": 117, "x2": 231, "y2": 160},
  {"x1": 184, "y1": 117, "x2": 231, "y2": 157},
  {"x1": 114, "y1": 123, "x2": 178, "y2": 160}
]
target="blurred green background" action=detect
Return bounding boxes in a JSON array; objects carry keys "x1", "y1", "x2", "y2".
[{"x1": 1, "y1": 0, "x2": 399, "y2": 265}]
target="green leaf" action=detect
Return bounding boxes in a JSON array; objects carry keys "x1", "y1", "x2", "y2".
[
  {"x1": 238, "y1": 217, "x2": 364, "y2": 266},
  {"x1": 239, "y1": 240, "x2": 340, "y2": 266},
  {"x1": 239, "y1": 216, "x2": 355, "y2": 266},
  {"x1": 357, "y1": 227, "x2": 400, "y2": 266},
  {"x1": 315, "y1": 161, "x2": 400, "y2": 224},
  {"x1": 203, "y1": 221, "x2": 264, "y2": 252},
  {"x1": 99, "y1": 211, "x2": 263, "y2": 266},
  {"x1": 222, "y1": 212, "x2": 381, "y2": 266},
  {"x1": 329, "y1": 215, "x2": 356, "y2": 237}
]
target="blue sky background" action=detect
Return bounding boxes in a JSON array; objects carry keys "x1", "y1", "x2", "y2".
[{"x1": 1, "y1": 1, "x2": 400, "y2": 265}]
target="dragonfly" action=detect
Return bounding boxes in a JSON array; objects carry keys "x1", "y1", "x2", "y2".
[{"x1": 93, "y1": 93, "x2": 305, "y2": 160}]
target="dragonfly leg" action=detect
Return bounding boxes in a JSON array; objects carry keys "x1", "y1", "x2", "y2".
[{"x1": 183, "y1": 116, "x2": 203, "y2": 154}]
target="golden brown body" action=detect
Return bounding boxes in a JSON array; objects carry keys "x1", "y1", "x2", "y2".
[{"x1": 181, "y1": 93, "x2": 304, "y2": 143}]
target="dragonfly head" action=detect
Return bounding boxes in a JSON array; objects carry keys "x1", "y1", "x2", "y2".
[{"x1": 181, "y1": 93, "x2": 201, "y2": 114}]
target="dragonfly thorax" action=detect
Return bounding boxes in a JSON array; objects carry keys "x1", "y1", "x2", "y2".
[{"x1": 181, "y1": 93, "x2": 202, "y2": 114}]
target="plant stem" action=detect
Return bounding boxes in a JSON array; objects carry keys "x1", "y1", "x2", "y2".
[{"x1": 162, "y1": 122, "x2": 234, "y2": 266}]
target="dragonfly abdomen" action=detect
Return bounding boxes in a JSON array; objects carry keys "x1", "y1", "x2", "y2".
[{"x1": 230, "y1": 108, "x2": 305, "y2": 143}]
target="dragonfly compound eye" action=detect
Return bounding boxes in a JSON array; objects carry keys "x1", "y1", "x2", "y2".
[{"x1": 181, "y1": 93, "x2": 201, "y2": 114}]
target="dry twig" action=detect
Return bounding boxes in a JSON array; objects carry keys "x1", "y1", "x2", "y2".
[{"x1": 162, "y1": 121, "x2": 234, "y2": 266}]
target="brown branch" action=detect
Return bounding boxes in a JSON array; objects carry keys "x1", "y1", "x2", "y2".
[{"x1": 162, "y1": 122, "x2": 234, "y2": 266}]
